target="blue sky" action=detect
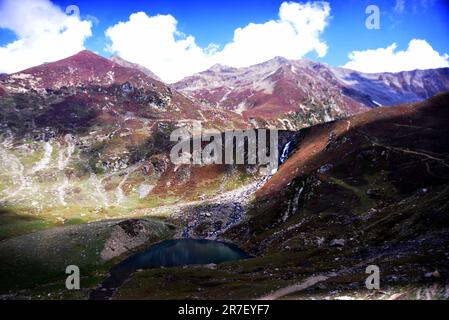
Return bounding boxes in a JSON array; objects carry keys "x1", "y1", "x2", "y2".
[
  {"x1": 50, "y1": 0, "x2": 449, "y2": 66},
  {"x1": 1, "y1": 0, "x2": 448, "y2": 81}
]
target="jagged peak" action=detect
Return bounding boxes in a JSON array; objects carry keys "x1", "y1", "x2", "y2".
[
  {"x1": 108, "y1": 55, "x2": 162, "y2": 81},
  {"x1": 271, "y1": 56, "x2": 290, "y2": 63},
  {"x1": 207, "y1": 63, "x2": 234, "y2": 73}
]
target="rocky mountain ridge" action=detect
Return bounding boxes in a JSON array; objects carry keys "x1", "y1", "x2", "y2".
[{"x1": 174, "y1": 56, "x2": 449, "y2": 127}]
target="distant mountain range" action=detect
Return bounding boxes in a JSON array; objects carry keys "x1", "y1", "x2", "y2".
[
  {"x1": 174, "y1": 56, "x2": 449, "y2": 124},
  {"x1": 0, "y1": 50, "x2": 246, "y2": 131},
  {"x1": 1, "y1": 51, "x2": 448, "y2": 131}
]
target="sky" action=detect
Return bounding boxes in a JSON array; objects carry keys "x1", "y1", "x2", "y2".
[{"x1": 0, "y1": 0, "x2": 448, "y2": 82}]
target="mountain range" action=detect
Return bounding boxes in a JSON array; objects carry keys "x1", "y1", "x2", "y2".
[
  {"x1": 2, "y1": 50, "x2": 449, "y2": 132},
  {"x1": 174, "y1": 56, "x2": 449, "y2": 127},
  {"x1": 0, "y1": 51, "x2": 448, "y2": 300}
]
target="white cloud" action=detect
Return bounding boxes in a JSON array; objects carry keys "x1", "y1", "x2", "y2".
[
  {"x1": 105, "y1": 1, "x2": 331, "y2": 83},
  {"x1": 105, "y1": 12, "x2": 210, "y2": 84},
  {"x1": 0, "y1": 0, "x2": 92, "y2": 74},
  {"x1": 214, "y1": 1, "x2": 330, "y2": 67},
  {"x1": 342, "y1": 39, "x2": 449, "y2": 73}
]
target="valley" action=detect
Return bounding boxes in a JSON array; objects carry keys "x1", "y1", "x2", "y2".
[{"x1": 0, "y1": 51, "x2": 448, "y2": 300}]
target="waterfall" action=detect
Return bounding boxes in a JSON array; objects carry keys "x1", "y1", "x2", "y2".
[
  {"x1": 280, "y1": 141, "x2": 292, "y2": 164},
  {"x1": 182, "y1": 137, "x2": 298, "y2": 239},
  {"x1": 255, "y1": 139, "x2": 295, "y2": 190}
]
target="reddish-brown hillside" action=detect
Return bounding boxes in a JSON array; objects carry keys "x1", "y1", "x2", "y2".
[
  {"x1": 218, "y1": 93, "x2": 449, "y2": 299},
  {"x1": 258, "y1": 91, "x2": 449, "y2": 198},
  {"x1": 0, "y1": 51, "x2": 250, "y2": 126},
  {"x1": 175, "y1": 57, "x2": 449, "y2": 128}
]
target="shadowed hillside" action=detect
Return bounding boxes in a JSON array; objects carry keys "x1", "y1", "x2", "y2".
[{"x1": 217, "y1": 92, "x2": 449, "y2": 299}]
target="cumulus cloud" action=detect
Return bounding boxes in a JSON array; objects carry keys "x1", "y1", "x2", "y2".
[
  {"x1": 0, "y1": 0, "x2": 92, "y2": 74},
  {"x1": 342, "y1": 39, "x2": 449, "y2": 73},
  {"x1": 105, "y1": 1, "x2": 331, "y2": 83},
  {"x1": 105, "y1": 12, "x2": 209, "y2": 84},
  {"x1": 214, "y1": 1, "x2": 330, "y2": 67}
]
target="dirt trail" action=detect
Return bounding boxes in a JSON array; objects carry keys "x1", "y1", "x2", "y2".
[
  {"x1": 259, "y1": 274, "x2": 334, "y2": 300},
  {"x1": 258, "y1": 250, "x2": 395, "y2": 300}
]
